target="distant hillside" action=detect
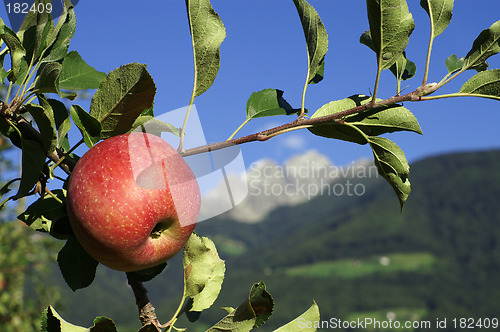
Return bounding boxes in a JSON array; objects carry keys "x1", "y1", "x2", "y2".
[{"x1": 56, "y1": 149, "x2": 500, "y2": 332}]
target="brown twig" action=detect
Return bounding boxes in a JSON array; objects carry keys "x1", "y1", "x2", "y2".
[
  {"x1": 127, "y1": 276, "x2": 162, "y2": 329},
  {"x1": 180, "y1": 85, "x2": 430, "y2": 157}
]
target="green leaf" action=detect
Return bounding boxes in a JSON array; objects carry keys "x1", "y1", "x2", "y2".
[
  {"x1": 420, "y1": 0, "x2": 454, "y2": 38},
  {"x1": 445, "y1": 54, "x2": 464, "y2": 74},
  {"x1": 89, "y1": 63, "x2": 156, "y2": 139},
  {"x1": 70, "y1": 105, "x2": 102, "y2": 147},
  {"x1": 57, "y1": 237, "x2": 99, "y2": 291},
  {"x1": 130, "y1": 116, "x2": 180, "y2": 137},
  {"x1": 41, "y1": 306, "x2": 88, "y2": 332},
  {"x1": 292, "y1": 0, "x2": 328, "y2": 84},
  {"x1": 59, "y1": 51, "x2": 107, "y2": 90},
  {"x1": 42, "y1": 4, "x2": 76, "y2": 63},
  {"x1": 206, "y1": 281, "x2": 274, "y2": 331},
  {"x1": 18, "y1": 189, "x2": 69, "y2": 235},
  {"x1": 14, "y1": 139, "x2": 46, "y2": 199},
  {"x1": 368, "y1": 136, "x2": 411, "y2": 210},
  {"x1": 34, "y1": 61, "x2": 76, "y2": 99},
  {"x1": 89, "y1": 317, "x2": 118, "y2": 332},
  {"x1": 126, "y1": 262, "x2": 167, "y2": 283},
  {"x1": 25, "y1": 101, "x2": 57, "y2": 154},
  {"x1": 183, "y1": 232, "x2": 225, "y2": 312},
  {"x1": 248, "y1": 282, "x2": 273, "y2": 328},
  {"x1": 463, "y1": 20, "x2": 500, "y2": 71},
  {"x1": 246, "y1": 89, "x2": 297, "y2": 120},
  {"x1": 274, "y1": 301, "x2": 320, "y2": 331},
  {"x1": 459, "y1": 69, "x2": 500, "y2": 100},
  {"x1": 49, "y1": 98, "x2": 72, "y2": 150},
  {"x1": 308, "y1": 95, "x2": 422, "y2": 144},
  {"x1": 366, "y1": 0, "x2": 415, "y2": 70},
  {"x1": 186, "y1": 0, "x2": 226, "y2": 97},
  {"x1": 360, "y1": 31, "x2": 416, "y2": 81},
  {"x1": 0, "y1": 23, "x2": 26, "y2": 82}
]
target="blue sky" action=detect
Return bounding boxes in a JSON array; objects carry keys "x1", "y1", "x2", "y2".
[{"x1": 1, "y1": 0, "x2": 500, "y2": 168}]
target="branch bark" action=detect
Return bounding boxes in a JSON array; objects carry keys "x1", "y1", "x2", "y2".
[
  {"x1": 180, "y1": 85, "x2": 429, "y2": 157},
  {"x1": 127, "y1": 276, "x2": 162, "y2": 329}
]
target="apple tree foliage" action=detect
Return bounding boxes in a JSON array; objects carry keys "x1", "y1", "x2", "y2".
[{"x1": 0, "y1": 0, "x2": 499, "y2": 331}]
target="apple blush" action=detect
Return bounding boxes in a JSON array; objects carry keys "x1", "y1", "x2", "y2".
[{"x1": 66, "y1": 132, "x2": 200, "y2": 272}]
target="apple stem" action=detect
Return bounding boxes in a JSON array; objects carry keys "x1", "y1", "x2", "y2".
[{"x1": 127, "y1": 276, "x2": 162, "y2": 328}]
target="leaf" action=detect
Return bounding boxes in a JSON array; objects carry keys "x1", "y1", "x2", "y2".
[
  {"x1": 366, "y1": 0, "x2": 415, "y2": 70},
  {"x1": 89, "y1": 63, "x2": 156, "y2": 139},
  {"x1": 183, "y1": 232, "x2": 225, "y2": 312},
  {"x1": 42, "y1": 4, "x2": 76, "y2": 63},
  {"x1": 126, "y1": 262, "x2": 167, "y2": 283},
  {"x1": 0, "y1": 23, "x2": 26, "y2": 82},
  {"x1": 59, "y1": 51, "x2": 107, "y2": 90},
  {"x1": 41, "y1": 306, "x2": 88, "y2": 332},
  {"x1": 292, "y1": 0, "x2": 328, "y2": 84},
  {"x1": 34, "y1": 61, "x2": 76, "y2": 99},
  {"x1": 459, "y1": 69, "x2": 500, "y2": 99},
  {"x1": 368, "y1": 136, "x2": 411, "y2": 210},
  {"x1": 206, "y1": 281, "x2": 274, "y2": 331},
  {"x1": 308, "y1": 95, "x2": 422, "y2": 144},
  {"x1": 186, "y1": 0, "x2": 226, "y2": 97},
  {"x1": 130, "y1": 116, "x2": 180, "y2": 137},
  {"x1": 246, "y1": 89, "x2": 297, "y2": 120},
  {"x1": 247, "y1": 282, "x2": 273, "y2": 328},
  {"x1": 18, "y1": 189, "x2": 68, "y2": 234},
  {"x1": 89, "y1": 317, "x2": 118, "y2": 332},
  {"x1": 445, "y1": 54, "x2": 464, "y2": 74},
  {"x1": 14, "y1": 139, "x2": 46, "y2": 199},
  {"x1": 420, "y1": 0, "x2": 454, "y2": 38},
  {"x1": 463, "y1": 20, "x2": 500, "y2": 71},
  {"x1": 274, "y1": 301, "x2": 320, "y2": 331},
  {"x1": 57, "y1": 237, "x2": 99, "y2": 291},
  {"x1": 360, "y1": 31, "x2": 416, "y2": 81},
  {"x1": 25, "y1": 101, "x2": 57, "y2": 154},
  {"x1": 49, "y1": 98, "x2": 72, "y2": 149},
  {"x1": 70, "y1": 105, "x2": 102, "y2": 147}
]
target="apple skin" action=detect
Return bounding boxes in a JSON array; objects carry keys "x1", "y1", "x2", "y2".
[{"x1": 66, "y1": 132, "x2": 200, "y2": 272}]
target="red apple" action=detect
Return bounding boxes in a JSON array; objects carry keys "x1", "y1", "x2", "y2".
[{"x1": 66, "y1": 132, "x2": 200, "y2": 272}]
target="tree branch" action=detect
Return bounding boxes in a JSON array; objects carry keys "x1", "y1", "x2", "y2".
[
  {"x1": 127, "y1": 276, "x2": 162, "y2": 329},
  {"x1": 181, "y1": 85, "x2": 428, "y2": 157}
]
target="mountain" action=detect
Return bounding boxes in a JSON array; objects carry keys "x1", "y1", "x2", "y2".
[
  {"x1": 200, "y1": 150, "x2": 374, "y2": 223},
  {"x1": 55, "y1": 149, "x2": 500, "y2": 332}
]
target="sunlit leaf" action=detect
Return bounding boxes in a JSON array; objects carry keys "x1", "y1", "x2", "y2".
[
  {"x1": 42, "y1": 3, "x2": 76, "y2": 63},
  {"x1": 366, "y1": 0, "x2": 415, "y2": 70},
  {"x1": 360, "y1": 30, "x2": 416, "y2": 80},
  {"x1": 445, "y1": 54, "x2": 464, "y2": 74},
  {"x1": 309, "y1": 95, "x2": 422, "y2": 144},
  {"x1": 41, "y1": 306, "x2": 88, "y2": 332},
  {"x1": 59, "y1": 51, "x2": 106, "y2": 90},
  {"x1": 292, "y1": 0, "x2": 328, "y2": 84},
  {"x1": 459, "y1": 69, "x2": 500, "y2": 100},
  {"x1": 420, "y1": 0, "x2": 454, "y2": 38},
  {"x1": 274, "y1": 301, "x2": 320, "y2": 331},
  {"x1": 186, "y1": 0, "x2": 226, "y2": 97},
  {"x1": 89, "y1": 63, "x2": 156, "y2": 139},
  {"x1": 246, "y1": 89, "x2": 296, "y2": 120},
  {"x1": 463, "y1": 20, "x2": 500, "y2": 71},
  {"x1": 183, "y1": 232, "x2": 225, "y2": 312}
]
